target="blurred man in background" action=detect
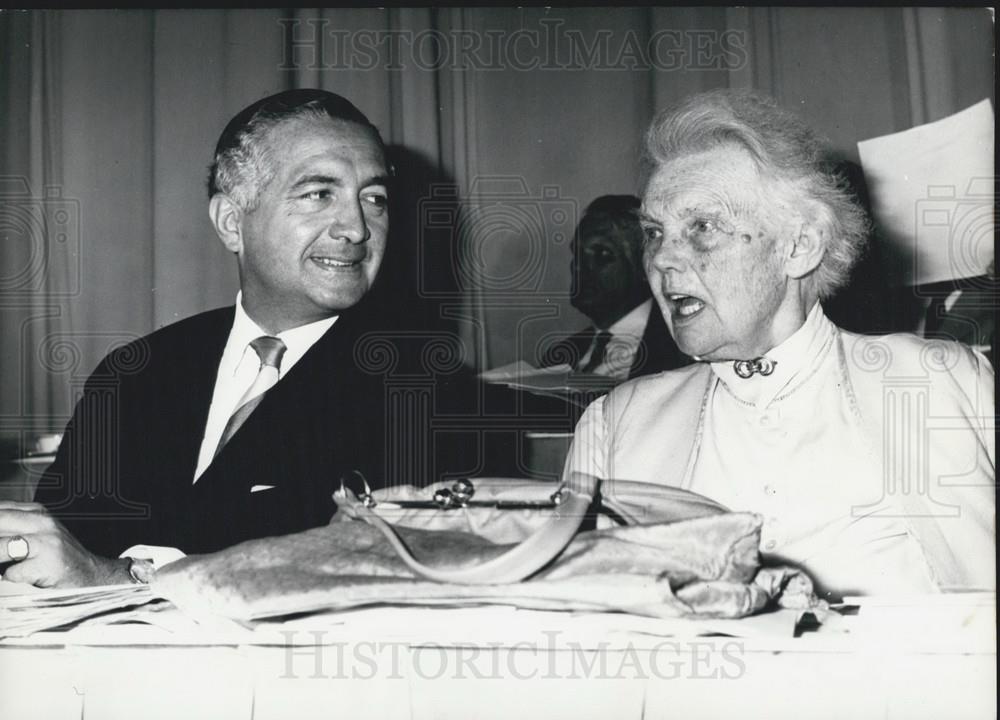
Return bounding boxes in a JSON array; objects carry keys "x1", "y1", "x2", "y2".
[{"x1": 540, "y1": 195, "x2": 689, "y2": 380}]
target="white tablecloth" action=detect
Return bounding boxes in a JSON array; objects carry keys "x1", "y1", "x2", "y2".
[{"x1": 1, "y1": 596, "x2": 994, "y2": 720}]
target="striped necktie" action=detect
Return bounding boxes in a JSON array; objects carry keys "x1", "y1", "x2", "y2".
[{"x1": 213, "y1": 336, "x2": 286, "y2": 458}]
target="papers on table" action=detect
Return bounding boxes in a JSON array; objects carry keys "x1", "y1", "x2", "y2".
[
  {"x1": 2, "y1": 597, "x2": 804, "y2": 647},
  {"x1": 0, "y1": 582, "x2": 156, "y2": 638},
  {"x1": 478, "y1": 360, "x2": 573, "y2": 382},
  {"x1": 4, "y1": 577, "x2": 994, "y2": 649},
  {"x1": 257, "y1": 603, "x2": 804, "y2": 646},
  {"x1": 857, "y1": 98, "x2": 994, "y2": 286},
  {"x1": 0, "y1": 576, "x2": 808, "y2": 643},
  {"x1": 479, "y1": 361, "x2": 617, "y2": 406},
  {"x1": 0, "y1": 579, "x2": 42, "y2": 597}
]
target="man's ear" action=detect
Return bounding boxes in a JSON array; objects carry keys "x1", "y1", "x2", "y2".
[
  {"x1": 209, "y1": 194, "x2": 244, "y2": 254},
  {"x1": 784, "y1": 218, "x2": 827, "y2": 280}
]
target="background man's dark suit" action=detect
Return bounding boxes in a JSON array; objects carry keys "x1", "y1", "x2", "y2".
[
  {"x1": 34, "y1": 299, "x2": 477, "y2": 557},
  {"x1": 538, "y1": 303, "x2": 690, "y2": 379}
]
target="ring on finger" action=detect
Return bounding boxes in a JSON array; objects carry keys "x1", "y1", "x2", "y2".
[{"x1": 6, "y1": 535, "x2": 30, "y2": 562}]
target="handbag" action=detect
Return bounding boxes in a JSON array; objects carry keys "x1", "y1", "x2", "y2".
[
  {"x1": 334, "y1": 470, "x2": 729, "y2": 586},
  {"x1": 151, "y1": 473, "x2": 821, "y2": 622}
]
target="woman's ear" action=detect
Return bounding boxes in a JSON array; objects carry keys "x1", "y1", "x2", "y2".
[
  {"x1": 784, "y1": 206, "x2": 829, "y2": 280},
  {"x1": 209, "y1": 194, "x2": 243, "y2": 254}
]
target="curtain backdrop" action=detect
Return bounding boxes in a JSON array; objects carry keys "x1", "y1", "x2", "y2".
[{"x1": 0, "y1": 7, "x2": 994, "y2": 446}]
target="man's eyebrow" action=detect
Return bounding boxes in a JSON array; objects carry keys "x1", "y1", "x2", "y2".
[
  {"x1": 290, "y1": 175, "x2": 343, "y2": 190},
  {"x1": 289, "y1": 173, "x2": 392, "y2": 191},
  {"x1": 362, "y1": 174, "x2": 391, "y2": 188},
  {"x1": 637, "y1": 211, "x2": 660, "y2": 225}
]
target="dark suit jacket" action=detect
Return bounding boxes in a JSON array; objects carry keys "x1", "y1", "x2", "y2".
[
  {"x1": 539, "y1": 302, "x2": 690, "y2": 379},
  {"x1": 920, "y1": 274, "x2": 997, "y2": 372},
  {"x1": 35, "y1": 300, "x2": 479, "y2": 557}
]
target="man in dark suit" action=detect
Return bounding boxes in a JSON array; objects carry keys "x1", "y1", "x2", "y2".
[
  {"x1": 920, "y1": 266, "x2": 997, "y2": 372},
  {"x1": 539, "y1": 195, "x2": 689, "y2": 379},
  {"x1": 1, "y1": 89, "x2": 473, "y2": 586}
]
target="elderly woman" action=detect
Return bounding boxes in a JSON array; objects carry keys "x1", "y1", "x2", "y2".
[{"x1": 565, "y1": 90, "x2": 994, "y2": 598}]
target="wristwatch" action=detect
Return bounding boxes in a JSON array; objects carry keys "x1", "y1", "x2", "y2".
[{"x1": 125, "y1": 556, "x2": 156, "y2": 584}]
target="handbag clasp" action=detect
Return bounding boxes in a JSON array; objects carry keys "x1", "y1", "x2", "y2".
[{"x1": 340, "y1": 473, "x2": 568, "y2": 511}]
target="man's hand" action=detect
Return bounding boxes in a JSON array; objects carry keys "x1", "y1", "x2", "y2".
[{"x1": 0, "y1": 502, "x2": 130, "y2": 588}]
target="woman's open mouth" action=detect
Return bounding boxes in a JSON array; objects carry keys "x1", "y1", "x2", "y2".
[{"x1": 667, "y1": 293, "x2": 706, "y2": 320}]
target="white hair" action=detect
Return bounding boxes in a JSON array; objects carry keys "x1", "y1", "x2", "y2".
[{"x1": 644, "y1": 89, "x2": 869, "y2": 299}]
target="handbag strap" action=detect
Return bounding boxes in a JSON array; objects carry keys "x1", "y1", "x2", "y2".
[{"x1": 335, "y1": 473, "x2": 599, "y2": 585}]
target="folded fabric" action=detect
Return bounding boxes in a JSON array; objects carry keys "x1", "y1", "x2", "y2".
[{"x1": 152, "y1": 512, "x2": 821, "y2": 622}]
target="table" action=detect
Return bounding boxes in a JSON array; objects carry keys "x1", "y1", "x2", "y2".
[{"x1": 1, "y1": 596, "x2": 994, "y2": 720}]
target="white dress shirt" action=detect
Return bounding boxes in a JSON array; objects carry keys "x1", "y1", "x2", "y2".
[
  {"x1": 579, "y1": 299, "x2": 652, "y2": 380},
  {"x1": 123, "y1": 293, "x2": 337, "y2": 569},
  {"x1": 193, "y1": 293, "x2": 338, "y2": 482}
]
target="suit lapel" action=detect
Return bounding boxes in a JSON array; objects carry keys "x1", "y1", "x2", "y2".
[
  {"x1": 197, "y1": 306, "x2": 361, "y2": 489},
  {"x1": 155, "y1": 307, "x2": 234, "y2": 482}
]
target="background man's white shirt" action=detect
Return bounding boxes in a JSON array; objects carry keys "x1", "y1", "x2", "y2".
[{"x1": 579, "y1": 299, "x2": 651, "y2": 380}]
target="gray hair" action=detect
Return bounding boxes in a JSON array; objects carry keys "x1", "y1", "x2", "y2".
[
  {"x1": 208, "y1": 89, "x2": 386, "y2": 211},
  {"x1": 643, "y1": 89, "x2": 869, "y2": 300}
]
